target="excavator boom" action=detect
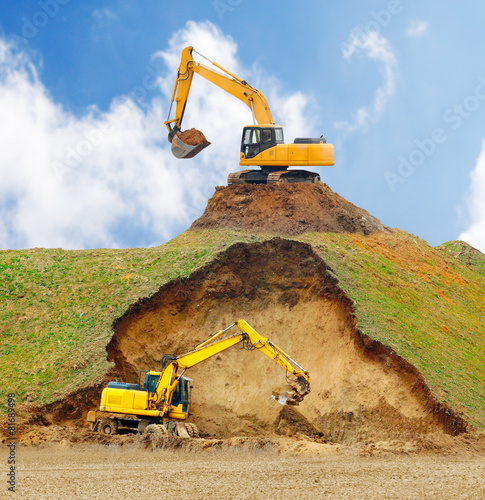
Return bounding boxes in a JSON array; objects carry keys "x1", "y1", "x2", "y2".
[
  {"x1": 154, "y1": 320, "x2": 310, "y2": 415},
  {"x1": 166, "y1": 46, "x2": 274, "y2": 143}
]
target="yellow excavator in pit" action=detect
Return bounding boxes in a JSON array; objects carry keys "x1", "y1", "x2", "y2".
[
  {"x1": 87, "y1": 320, "x2": 310, "y2": 437},
  {"x1": 165, "y1": 46, "x2": 334, "y2": 184}
]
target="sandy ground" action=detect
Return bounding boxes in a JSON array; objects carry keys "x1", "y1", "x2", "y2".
[{"x1": 10, "y1": 444, "x2": 485, "y2": 500}]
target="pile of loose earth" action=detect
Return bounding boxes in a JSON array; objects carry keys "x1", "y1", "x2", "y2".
[{"x1": 191, "y1": 183, "x2": 389, "y2": 235}]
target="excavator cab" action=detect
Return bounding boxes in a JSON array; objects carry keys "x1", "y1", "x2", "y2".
[
  {"x1": 140, "y1": 370, "x2": 192, "y2": 417},
  {"x1": 241, "y1": 126, "x2": 284, "y2": 159},
  {"x1": 171, "y1": 376, "x2": 193, "y2": 415}
]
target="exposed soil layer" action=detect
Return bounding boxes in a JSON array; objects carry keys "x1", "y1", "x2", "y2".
[
  {"x1": 191, "y1": 183, "x2": 390, "y2": 235},
  {"x1": 0, "y1": 378, "x2": 115, "y2": 441},
  {"x1": 177, "y1": 128, "x2": 209, "y2": 145},
  {"x1": 106, "y1": 238, "x2": 467, "y2": 443}
]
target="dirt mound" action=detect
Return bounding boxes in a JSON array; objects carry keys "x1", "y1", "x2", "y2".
[
  {"x1": 13, "y1": 425, "x2": 139, "y2": 447},
  {"x1": 31, "y1": 383, "x2": 108, "y2": 427},
  {"x1": 191, "y1": 183, "x2": 389, "y2": 235},
  {"x1": 107, "y1": 238, "x2": 467, "y2": 444},
  {"x1": 177, "y1": 128, "x2": 209, "y2": 145},
  {"x1": 0, "y1": 379, "x2": 115, "y2": 443},
  {"x1": 275, "y1": 406, "x2": 326, "y2": 441},
  {"x1": 8, "y1": 423, "x2": 484, "y2": 456}
]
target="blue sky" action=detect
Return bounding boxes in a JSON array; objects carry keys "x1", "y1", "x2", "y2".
[{"x1": 1, "y1": 1, "x2": 485, "y2": 252}]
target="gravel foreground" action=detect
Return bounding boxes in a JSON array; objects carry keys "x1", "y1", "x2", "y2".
[{"x1": 10, "y1": 445, "x2": 485, "y2": 499}]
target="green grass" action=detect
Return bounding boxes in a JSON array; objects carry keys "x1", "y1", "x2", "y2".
[
  {"x1": 1, "y1": 228, "x2": 484, "y2": 430},
  {"x1": 0, "y1": 230, "x2": 264, "y2": 408},
  {"x1": 436, "y1": 240, "x2": 485, "y2": 276}
]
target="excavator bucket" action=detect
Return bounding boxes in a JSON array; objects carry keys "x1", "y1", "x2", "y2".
[
  {"x1": 272, "y1": 385, "x2": 298, "y2": 405},
  {"x1": 170, "y1": 129, "x2": 211, "y2": 159},
  {"x1": 272, "y1": 376, "x2": 310, "y2": 406}
]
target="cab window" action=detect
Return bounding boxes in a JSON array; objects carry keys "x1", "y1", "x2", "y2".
[
  {"x1": 144, "y1": 374, "x2": 160, "y2": 393},
  {"x1": 172, "y1": 382, "x2": 180, "y2": 401},
  {"x1": 243, "y1": 128, "x2": 261, "y2": 145},
  {"x1": 262, "y1": 129, "x2": 272, "y2": 143},
  {"x1": 275, "y1": 128, "x2": 284, "y2": 142}
]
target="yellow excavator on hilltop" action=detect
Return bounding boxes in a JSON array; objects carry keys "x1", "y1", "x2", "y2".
[
  {"x1": 87, "y1": 320, "x2": 310, "y2": 437},
  {"x1": 165, "y1": 46, "x2": 334, "y2": 184}
]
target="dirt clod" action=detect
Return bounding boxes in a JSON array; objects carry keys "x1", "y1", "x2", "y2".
[{"x1": 275, "y1": 406, "x2": 326, "y2": 441}]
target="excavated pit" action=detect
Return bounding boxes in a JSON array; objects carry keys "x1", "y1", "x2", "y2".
[
  {"x1": 107, "y1": 238, "x2": 467, "y2": 443},
  {"x1": 191, "y1": 183, "x2": 390, "y2": 235}
]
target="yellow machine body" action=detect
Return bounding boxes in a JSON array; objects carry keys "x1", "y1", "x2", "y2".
[
  {"x1": 240, "y1": 141, "x2": 335, "y2": 167},
  {"x1": 92, "y1": 320, "x2": 310, "y2": 427},
  {"x1": 165, "y1": 47, "x2": 335, "y2": 182}
]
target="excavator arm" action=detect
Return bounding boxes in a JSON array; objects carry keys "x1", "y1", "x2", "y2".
[
  {"x1": 165, "y1": 46, "x2": 274, "y2": 139},
  {"x1": 153, "y1": 319, "x2": 310, "y2": 415},
  {"x1": 165, "y1": 46, "x2": 277, "y2": 159}
]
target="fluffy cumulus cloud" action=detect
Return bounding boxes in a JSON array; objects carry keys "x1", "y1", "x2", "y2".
[
  {"x1": 0, "y1": 21, "x2": 314, "y2": 250},
  {"x1": 336, "y1": 30, "x2": 397, "y2": 133},
  {"x1": 459, "y1": 141, "x2": 485, "y2": 253}
]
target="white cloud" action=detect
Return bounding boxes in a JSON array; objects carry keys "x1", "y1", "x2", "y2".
[
  {"x1": 335, "y1": 31, "x2": 397, "y2": 133},
  {"x1": 0, "y1": 21, "x2": 314, "y2": 250},
  {"x1": 458, "y1": 140, "x2": 485, "y2": 253},
  {"x1": 406, "y1": 20, "x2": 428, "y2": 38},
  {"x1": 93, "y1": 8, "x2": 115, "y2": 20}
]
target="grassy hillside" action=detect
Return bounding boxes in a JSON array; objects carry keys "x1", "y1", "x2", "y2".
[
  {"x1": 0, "y1": 231, "x2": 263, "y2": 407},
  {"x1": 299, "y1": 231, "x2": 485, "y2": 429},
  {"x1": 1, "y1": 229, "x2": 484, "y2": 429}
]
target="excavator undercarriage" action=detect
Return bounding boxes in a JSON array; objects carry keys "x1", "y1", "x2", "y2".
[{"x1": 227, "y1": 168, "x2": 321, "y2": 185}]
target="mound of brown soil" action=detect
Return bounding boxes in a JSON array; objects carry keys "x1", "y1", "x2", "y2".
[
  {"x1": 107, "y1": 238, "x2": 466, "y2": 444},
  {"x1": 177, "y1": 128, "x2": 209, "y2": 145},
  {"x1": 275, "y1": 406, "x2": 326, "y2": 440},
  {"x1": 191, "y1": 183, "x2": 389, "y2": 235}
]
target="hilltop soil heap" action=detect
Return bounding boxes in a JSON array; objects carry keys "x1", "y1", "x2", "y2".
[{"x1": 191, "y1": 183, "x2": 389, "y2": 235}]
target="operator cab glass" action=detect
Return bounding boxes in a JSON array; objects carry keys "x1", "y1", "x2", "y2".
[
  {"x1": 241, "y1": 126, "x2": 284, "y2": 159},
  {"x1": 171, "y1": 376, "x2": 191, "y2": 413},
  {"x1": 143, "y1": 373, "x2": 160, "y2": 393}
]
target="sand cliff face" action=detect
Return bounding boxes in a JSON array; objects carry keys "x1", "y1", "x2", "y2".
[{"x1": 107, "y1": 238, "x2": 467, "y2": 442}]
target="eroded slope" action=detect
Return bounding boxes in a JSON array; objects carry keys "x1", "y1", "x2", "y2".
[{"x1": 108, "y1": 238, "x2": 467, "y2": 442}]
